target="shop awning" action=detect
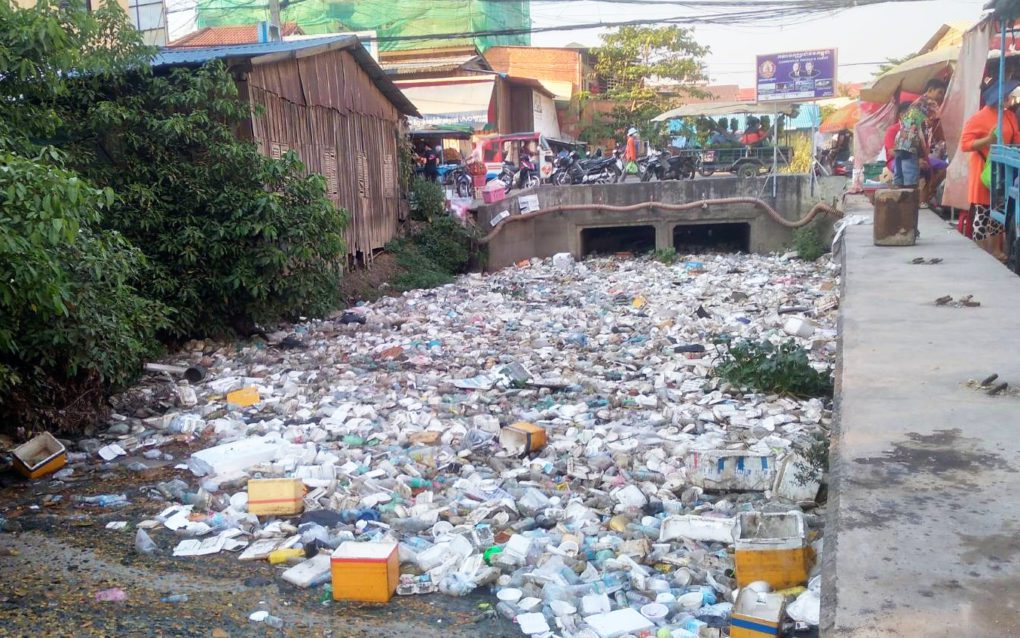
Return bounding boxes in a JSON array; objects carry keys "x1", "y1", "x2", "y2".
[
  {"x1": 395, "y1": 77, "x2": 495, "y2": 129},
  {"x1": 859, "y1": 46, "x2": 958, "y2": 104},
  {"x1": 653, "y1": 101, "x2": 799, "y2": 121}
]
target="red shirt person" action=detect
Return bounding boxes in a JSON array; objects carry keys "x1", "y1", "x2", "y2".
[{"x1": 960, "y1": 80, "x2": 1020, "y2": 247}]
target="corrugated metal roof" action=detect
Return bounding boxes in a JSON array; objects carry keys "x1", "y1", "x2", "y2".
[
  {"x1": 380, "y1": 54, "x2": 482, "y2": 75},
  {"x1": 153, "y1": 35, "x2": 348, "y2": 67},
  {"x1": 152, "y1": 36, "x2": 419, "y2": 117},
  {"x1": 166, "y1": 23, "x2": 303, "y2": 48}
]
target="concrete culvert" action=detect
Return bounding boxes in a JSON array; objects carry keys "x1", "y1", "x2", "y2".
[
  {"x1": 581, "y1": 225, "x2": 656, "y2": 256},
  {"x1": 673, "y1": 222, "x2": 750, "y2": 254}
]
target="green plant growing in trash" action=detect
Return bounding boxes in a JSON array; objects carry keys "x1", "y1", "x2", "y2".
[
  {"x1": 409, "y1": 177, "x2": 447, "y2": 222},
  {"x1": 653, "y1": 247, "x2": 679, "y2": 264},
  {"x1": 714, "y1": 336, "x2": 833, "y2": 399},
  {"x1": 792, "y1": 226, "x2": 826, "y2": 262},
  {"x1": 388, "y1": 215, "x2": 477, "y2": 291}
]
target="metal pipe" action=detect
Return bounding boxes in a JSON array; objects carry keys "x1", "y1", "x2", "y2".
[
  {"x1": 999, "y1": 17, "x2": 1007, "y2": 144},
  {"x1": 477, "y1": 196, "x2": 843, "y2": 244}
]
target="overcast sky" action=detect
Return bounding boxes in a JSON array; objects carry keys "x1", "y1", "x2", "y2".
[{"x1": 529, "y1": 0, "x2": 988, "y2": 86}]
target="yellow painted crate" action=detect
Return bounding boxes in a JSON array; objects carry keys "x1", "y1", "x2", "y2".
[
  {"x1": 247, "y1": 478, "x2": 305, "y2": 516},
  {"x1": 331, "y1": 541, "x2": 399, "y2": 603},
  {"x1": 734, "y1": 511, "x2": 813, "y2": 590},
  {"x1": 731, "y1": 589, "x2": 785, "y2": 638}
]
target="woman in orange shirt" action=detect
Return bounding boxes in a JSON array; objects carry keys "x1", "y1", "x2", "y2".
[{"x1": 960, "y1": 80, "x2": 1020, "y2": 257}]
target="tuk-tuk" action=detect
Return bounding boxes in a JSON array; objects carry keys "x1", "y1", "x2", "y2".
[{"x1": 472, "y1": 132, "x2": 556, "y2": 182}]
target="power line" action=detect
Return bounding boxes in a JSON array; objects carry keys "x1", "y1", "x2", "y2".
[{"x1": 168, "y1": 0, "x2": 946, "y2": 44}]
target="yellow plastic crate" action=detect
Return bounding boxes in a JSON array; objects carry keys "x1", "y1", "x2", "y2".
[
  {"x1": 247, "y1": 478, "x2": 305, "y2": 516},
  {"x1": 331, "y1": 541, "x2": 399, "y2": 603},
  {"x1": 733, "y1": 511, "x2": 813, "y2": 590}
]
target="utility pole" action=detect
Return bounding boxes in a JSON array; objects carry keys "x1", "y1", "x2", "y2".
[{"x1": 268, "y1": 0, "x2": 282, "y2": 42}]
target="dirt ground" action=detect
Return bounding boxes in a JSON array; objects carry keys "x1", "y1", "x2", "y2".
[
  {"x1": 338, "y1": 252, "x2": 402, "y2": 307},
  {"x1": 0, "y1": 453, "x2": 517, "y2": 638}
]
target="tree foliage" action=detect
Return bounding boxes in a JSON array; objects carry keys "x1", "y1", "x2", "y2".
[
  {"x1": 585, "y1": 25, "x2": 708, "y2": 144},
  {"x1": 0, "y1": 0, "x2": 166, "y2": 431},
  {"x1": 65, "y1": 62, "x2": 348, "y2": 336},
  {"x1": 873, "y1": 54, "x2": 917, "y2": 78},
  {"x1": 0, "y1": 0, "x2": 348, "y2": 432}
]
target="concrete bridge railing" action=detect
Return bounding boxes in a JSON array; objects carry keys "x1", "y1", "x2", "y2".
[{"x1": 473, "y1": 175, "x2": 847, "y2": 270}]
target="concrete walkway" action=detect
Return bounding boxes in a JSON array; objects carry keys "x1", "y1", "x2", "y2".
[{"x1": 823, "y1": 197, "x2": 1020, "y2": 636}]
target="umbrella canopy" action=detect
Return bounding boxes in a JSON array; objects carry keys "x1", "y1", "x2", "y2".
[
  {"x1": 820, "y1": 101, "x2": 862, "y2": 133},
  {"x1": 859, "y1": 46, "x2": 959, "y2": 104},
  {"x1": 653, "y1": 100, "x2": 799, "y2": 122}
]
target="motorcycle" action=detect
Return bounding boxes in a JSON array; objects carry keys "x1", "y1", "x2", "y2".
[
  {"x1": 814, "y1": 149, "x2": 851, "y2": 178},
  {"x1": 441, "y1": 165, "x2": 473, "y2": 198},
  {"x1": 497, "y1": 156, "x2": 540, "y2": 193},
  {"x1": 641, "y1": 150, "x2": 698, "y2": 182},
  {"x1": 553, "y1": 150, "x2": 621, "y2": 185}
]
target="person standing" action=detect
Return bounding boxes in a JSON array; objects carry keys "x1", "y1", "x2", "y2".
[
  {"x1": 960, "y1": 80, "x2": 1020, "y2": 257},
  {"x1": 893, "y1": 78, "x2": 948, "y2": 189},
  {"x1": 621, "y1": 127, "x2": 639, "y2": 183},
  {"x1": 884, "y1": 102, "x2": 911, "y2": 173}
]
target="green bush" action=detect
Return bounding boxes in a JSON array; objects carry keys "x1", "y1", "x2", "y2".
[
  {"x1": 0, "y1": 151, "x2": 167, "y2": 431},
  {"x1": 68, "y1": 62, "x2": 348, "y2": 336},
  {"x1": 653, "y1": 247, "x2": 678, "y2": 264},
  {"x1": 388, "y1": 216, "x2": 475, "y2": 291},
  {"x1": 409, "y1": 176, "x2": 447, "y2": 222},
  {"x1": 0, "y1": 1, "x2": 168, "y2": 433},
  {"x1": 792, "y1": 226, "x2": 826, "y2": 261},
  {"x1": 714, "y1": 337, "x2": 833, "y2": 398}
]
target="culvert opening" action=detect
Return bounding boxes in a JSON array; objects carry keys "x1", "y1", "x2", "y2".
[
  {"x1": 673, "y1": 223, "x2": 750, "y2": 254},
  {"x1": 581, "y1": 226, "x2": 656, "y2": 257}
]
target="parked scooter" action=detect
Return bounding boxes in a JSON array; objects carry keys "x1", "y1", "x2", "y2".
[
  {"x1": 441, "y1": 165, "x2": 473, "y2": 198},
  {"x1": 497, "y1": 155, "x2": 540, "y2": 193},
  {"x1": 641, "y1": 149, "x2": 698, "y2": 182},
  {"x1": 553, "y1": 149, "x2": 621, "y2": 185}
]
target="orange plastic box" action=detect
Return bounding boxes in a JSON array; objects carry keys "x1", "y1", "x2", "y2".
[
  {"x1": 733, "y1": 511, "x2": 813, "y2": 590},
  {"x1": 226, "y1": 386, "x2": 260, "y2": 407},
  {"x1": 12, "y1": 432, "x2": 67, "y2": 479},
  {"x1": 247, "y1": 478, "x2": 305, "y2": 516},
  {"x1": 499, "y1": 422, "x2": 547, "y2": 456},
  {"x1": 331, "y1": 541, "x2": 399, "y2": 603}
]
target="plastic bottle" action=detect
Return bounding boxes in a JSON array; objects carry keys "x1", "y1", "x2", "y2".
[
  {"x1": 626, "y1": 590, "x2": 652, "y2": 606},
  {"x1": 407, "y1": 477, "x2": 432, "y2": 490},
  {"x1": 73, "y1": 494, "x2": 128, "y2": 507},
  {"x1": 510, "y1": 517, "x2": 537, "y2": 532},
  {"x1": 495, "y1": 601, "x2": 517, "y2": 621},
  {"x1": 340, "y1": 508, "x2": 379, "y2": 524},
  {"x1": 627, "y1": 522, "x2": 661, "y2": 539},
  {"x1": 161, "y1": 594, "x2": 188, "y2": 603},
  {"x1": 264, "y1": 615, "x2": 284, "y2": 629}
]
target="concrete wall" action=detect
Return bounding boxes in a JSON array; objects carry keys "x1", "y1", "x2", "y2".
[{"x1": 477, "y1": 175, "x2": 846, "y2": 270}]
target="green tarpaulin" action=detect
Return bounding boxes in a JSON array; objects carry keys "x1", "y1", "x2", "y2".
[{"x1": 195, "y1": 0, "x2": 531, "y2": 51}]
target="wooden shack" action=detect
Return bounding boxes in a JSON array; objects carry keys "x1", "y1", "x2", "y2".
[{"x1": 154, "y1": 36, "x2": 420, "y2": 263}]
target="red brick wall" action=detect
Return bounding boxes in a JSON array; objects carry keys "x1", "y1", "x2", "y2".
[{"x1": 484, "y1": 47, "x2": 583, "y2": 94}]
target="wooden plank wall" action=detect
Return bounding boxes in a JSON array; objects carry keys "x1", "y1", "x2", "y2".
[{"x1": 245, "y1": 48, "x2": 402, "y2": 263}]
